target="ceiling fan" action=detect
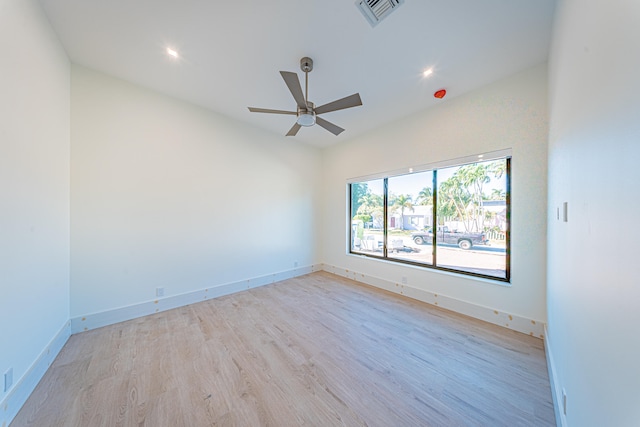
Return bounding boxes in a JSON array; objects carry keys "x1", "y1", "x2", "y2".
[{"x1": 248, "y1": 57, "x2": 363, "y2": 136}]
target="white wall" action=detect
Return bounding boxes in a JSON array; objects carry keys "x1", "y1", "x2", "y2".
[
  {"x1": 70, "y1": 65, "x2": 321, "y2": 318},
  {"x1": 547, "y1": 0, "x2": 640, "y2": 425},
  {"x1": 0, "y1": 0, "x2": 70, "y2": 419},
  {"x1": 321, "y1": 64, "x2": 548, "y2": 328}
]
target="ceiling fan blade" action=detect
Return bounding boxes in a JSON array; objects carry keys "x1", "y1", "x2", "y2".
[
  {"x1": 314, "y1": 93, "x2": 362, "y2": 115},
  {"x1": 286, "y1": 122, "x2": 302, "y2": 137},
  {"x1": 280, "y1": 71, "x2": 307, "y2": 108},
  {"x1": 248, "y1": 107, "x2": 296, "y2": 115},
  {"x1": 315, "y1": 117, "x2": 345, "y2": 136}
]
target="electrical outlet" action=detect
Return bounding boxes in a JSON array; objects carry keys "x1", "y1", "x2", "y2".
[
  {"x1": 156, "y1": 287, "x2": 165, "y2": 297},
  {"x1": 401, "y1": 276, "x2": 407, "y2": 284},
  {"x1": 4, "y1": 368, "x2": 13, "y2": 392},
  {"x1": 294, "y1": 261, "x2": 299, "y2": 267},
  {"x1": 562, "y1": 388, "x2": 567, "y2": 415}
]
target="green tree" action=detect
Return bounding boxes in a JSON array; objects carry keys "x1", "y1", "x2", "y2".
[
  {"x1": 488, "y1": 159, "x2": 506, "y2": 179},
  {"x1": 488, "y1": 188, "x2": 506, "y2": 200},
  {"x1": 416, "y1": 187, "x2": 433, "y2": 206},
  {"x1": 438, "y1": 174, "x2": 471, "y2": 230},
  {"x1": 350, "y1": 183, "x2": 369, "y2": 217},
  {"x1": 437, "y1": 161, "x2": 507, "y2": 232},
  {"x1": 353, "y1": 214, "x2": 372, "y2": 224},
  {"x1": 357, "y1": 192, "x2": 384, "y2": 228},
  {"x1": 457, "y1": 163, "x2": 491, "y2": 231},
  {"x1": 391, "y1": 194, "x2": 414, "y2": 230}
]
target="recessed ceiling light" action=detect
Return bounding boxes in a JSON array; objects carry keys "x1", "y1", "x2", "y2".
[
  {"x1": 423, "y1": 68, "x2": 434, "y2": 77},
  {"x1": 167, "y1": 47, "x2": 178, "y2": 58}
]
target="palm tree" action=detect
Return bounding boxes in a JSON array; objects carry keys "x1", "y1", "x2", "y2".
[
  {"x1": 438, "y1": 176, "x2": 471, "y2": 230},
  {"x1": 416, "y1": 187, "x2": 433, "y2": 206},
  {"x1": 357, "y1": 193, "x2": 384, "y2": 228},
  {"x1": 456, "y1": 164, "x2": 491, "y2": 231},
  {"x1": 391, "y1": 194, "x2": 414, "y2": 230},
  {"x1": 489, "y1": 188, "x2": 506, "y2": 200},
  {"x1": 488, "y1": 159, "x2": 507, "y2": 179}
]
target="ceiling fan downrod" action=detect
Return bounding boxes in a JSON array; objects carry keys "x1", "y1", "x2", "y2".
[{"x1": 300, "y1": 57, "x2": 313, "y2": 107}]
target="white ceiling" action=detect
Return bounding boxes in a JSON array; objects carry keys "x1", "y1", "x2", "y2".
[{"x1": 38, "y1": 0, "x2": 557, "y2": 148}]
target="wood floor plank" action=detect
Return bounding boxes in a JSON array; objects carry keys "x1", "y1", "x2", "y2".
[{"x1": 10, "y1": 271, "x2": 555, "y2": 426}]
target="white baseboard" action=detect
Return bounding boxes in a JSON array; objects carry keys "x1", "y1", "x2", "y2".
[
  {"x1": 321, "y1": 263, "x2": 546, "y2": 338},
  {"x1": 71, "y1": 264, "x2": 322, "y2": 334},
  {"x1": 544, "y1": 325, "x2": 565, "y2": 427},
  {"x1": 3, "y1": 264, "x2": 547, "y2": 427},
  {"x1": 73, "y1": 262, "x2": 544, "y2": 338},
  {"x1": 1, "y1": 320, "x2": 71, "y2": 427}
]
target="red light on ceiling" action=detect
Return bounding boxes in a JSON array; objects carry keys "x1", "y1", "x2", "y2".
[{"x1": 434, "y1": 89, "x2": 446, "y2": 99}]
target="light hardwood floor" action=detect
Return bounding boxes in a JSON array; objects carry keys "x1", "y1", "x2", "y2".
[{"x1": 11, "y1": 272, "x2": 555, "y2": 426}]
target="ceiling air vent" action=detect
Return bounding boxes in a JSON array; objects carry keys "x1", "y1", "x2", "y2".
[{"x1": 356, "y1": 0, "x2": 404, "y2": 27}]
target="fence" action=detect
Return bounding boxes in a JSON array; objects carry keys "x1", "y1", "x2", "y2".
[{"x1": 486, "y1": 230, "x2": 506, "y2": 241}]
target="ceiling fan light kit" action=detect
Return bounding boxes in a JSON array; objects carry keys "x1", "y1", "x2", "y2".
[
  {"x1": 297, "y1": 108, "x2": 316, "y2": 127},
  {"x1": 248, "y1": 57, "x2": 362, "y2": 137}
]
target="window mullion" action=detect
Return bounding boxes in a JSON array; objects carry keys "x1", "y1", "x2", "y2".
[
  {"x1": 432, "y1": 170, "x2": 437, "y2": 266},
  {"x1": 383, "y1": 178, "x2": 388, "y2": 258}
]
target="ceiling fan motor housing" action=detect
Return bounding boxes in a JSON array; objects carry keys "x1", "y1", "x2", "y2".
[{"x1": 298, "y1": 101, "x2": 315, "y2": 114}]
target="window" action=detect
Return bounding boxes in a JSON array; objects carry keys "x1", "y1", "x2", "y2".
[{"x1": 349, "y1": 157, "x2": 510, "y2": 281}]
